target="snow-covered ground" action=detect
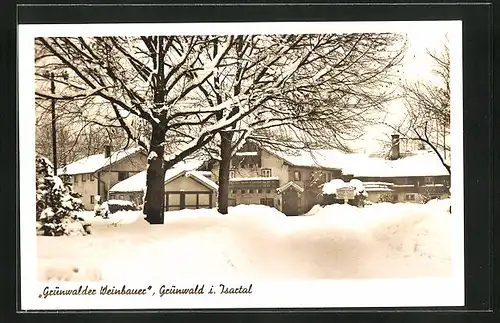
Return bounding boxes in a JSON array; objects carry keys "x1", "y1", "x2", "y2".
[{"x1": 37, "y1": 201, "x2": 452, "y2": 282}]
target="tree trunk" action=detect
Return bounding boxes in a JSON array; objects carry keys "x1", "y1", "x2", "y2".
[
  {"x1": 143, "y1": 125, "x2": 166, "y2": 224},
  {"x1": 217, "y1": 131, "x2": 234, "y2": 214}
]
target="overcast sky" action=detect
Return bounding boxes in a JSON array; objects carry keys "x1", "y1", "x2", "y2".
[{"x1": 349, "y1": 29, "x2": 452, "y2": 155}]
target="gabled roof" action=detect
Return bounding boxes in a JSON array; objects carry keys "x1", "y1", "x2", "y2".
[
  {"x1": 109, "y1": 160, "x2": 215, "y2": 193},
  {"x1": 277, "y1": 181, "x2": 305, "y2": 194},
  {"x1": 259, "y1": 146, "x2": 449, "y2": 178},
  {"x1": 261, "y1": 147, "x2": 343, "y2": 170},
  {"x1": 59, "y1": 147, "x2": 144, "y2": 175}
]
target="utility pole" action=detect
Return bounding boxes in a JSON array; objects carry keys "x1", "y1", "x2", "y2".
[{"x1": 50, "y1": 72, "x2": 58, "y2": 175}]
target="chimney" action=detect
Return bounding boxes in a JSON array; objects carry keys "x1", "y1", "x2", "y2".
[
  {"x1": 104, "y1": 145, "x2": 112, "y2": 158},
  {"x1": 389, "y1": 134, "x2": 400, "y2": 160}
]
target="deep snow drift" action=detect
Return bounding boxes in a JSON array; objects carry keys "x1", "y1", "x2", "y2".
[{"x1": 37, "y1": 201, "x2": 452, "y2": 282}]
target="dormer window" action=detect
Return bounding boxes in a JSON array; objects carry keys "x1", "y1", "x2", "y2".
[
  {"x1": 424, "y1": 177, "x2": 433, "y2": 185},
  {"x1": 261, "y1": 169, "x2": 272, "y2": 177}
]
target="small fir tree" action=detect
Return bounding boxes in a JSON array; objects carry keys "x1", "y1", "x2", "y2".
[{"x1": 36, "y1": 156, "x2": 88, "y2": 236}]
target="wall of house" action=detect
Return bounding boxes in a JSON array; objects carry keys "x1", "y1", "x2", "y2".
[
  {"x1": 210, "y1": 149, "x2": 346, "y2": 214},
  {"x1": 260, "y1": 150, "x2": 290, "y2": 186},
  {"x1": 227, "y1": 150, "x2": 290, "y2": 186},
  {"x1": 109, "y1": 152, "x2": 148, "y2": 172},
  {"x1": 165, "y1": 176, "x2": 217, "y2": 207},
  {"x1": 95, "y1": 152, "x2": 148, "y2": 209},
  {"x1": 365, "y1": 191, "x2": 395, "y2": 203},
  {"x1": 99, "y1": 171, "x2": 119, "y2": 206},
  {"x1": 229, "y1": 188, "x2": 280, "y2": 209},
  {"x1": 166, "y1": 176, "x2": 212, "y2": 192},
  {"x1": 71, "y1": 173, "x2": 98, "y2": 210},
  {"x1": 291, "y1": 166, "x2": 342, "y2": 214},
  {"x1": 209, "y1": 149, "x2": 288, "y2": 211}
]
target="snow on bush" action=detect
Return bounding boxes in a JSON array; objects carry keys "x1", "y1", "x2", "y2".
[
  {"x1": 95, "y1": 200, "x2": 138, "y2": 218},
  {"x1": 322, "y1": 179, "x2": 368, "y2": 207},
  {"x1": 322, "y1": 179, "x2": 367, "y2": 197},
  {"x1": 36, "y1": 156, "x2": 91, "y2": 236},
  {"x1": 107, "y1": 199, "x2": 135, "y2": 206},
  {"x1": 322, "y1": 179, "x2": 347, "y2": 195},
  {"x1": 349, "y1": 179, "x2": 368, "y2": 198}
]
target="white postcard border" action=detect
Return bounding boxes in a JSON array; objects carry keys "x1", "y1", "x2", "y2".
[{"x1": 19, "y1": 20, "x2": 464, "y2": 310}]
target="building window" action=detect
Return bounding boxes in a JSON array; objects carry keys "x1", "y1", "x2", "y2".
[
  {"x1": 90, "y1": 174, "x2": 95, "y2": 181},
  {"x1": 90, "y1": 195, "x2": 95, "y2": 204},
  {"x1": 165, "y1": 192, "x2": 213, "y2": 211},
  {"x1": 229, "y1": 170, "x2": 235, "y2": 179},
  {"x1": 266, "y1": 189, "x2": 271, "y2": 194},
  {"x1": 257, "y1": 189, "x2": 262, "y2": 193},
  {"x1": 326, "y1": 172, "x2": 332, "y2": 182},
  {"x1": 82, "y1": 174, "x2": 86, "y2": 182},
  {"x1": 249, "y1": 189, "x2": 254, "y2": 194},
  {"x1": 424, "y1": 177, "x2": 433, "y2": 185},
  {"x1": 260, "y1": 198, "x2": 274, "y2": 207},
  {"x1": 261, "y1": 168, "x2": 272, "y2": 177},
  {"x1": 74, "y1": 176, "x2": 78, "y2": 184},
  {"x1": 294, "y1": 171, "x2": 301, "y2": 181},
  {"x1": 405, "y1": 194, "x2": 416, "y2": 201},
  {"x1": 240, "y1": 189, "x2": 245, "y2": 194},
  {"x1": 231, "y1": 189, "x2": 237, "y2": 194},
  {"x1": 118, "y1": 171, "x2": 129, "y2": 181}
]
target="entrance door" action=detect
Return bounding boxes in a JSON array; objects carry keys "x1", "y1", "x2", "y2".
[{"x1": 282, "y1": 190, "x2": 300, "y2": 216}]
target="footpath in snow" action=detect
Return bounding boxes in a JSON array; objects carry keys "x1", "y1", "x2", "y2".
[{"x1": 37, "y1": 200, "x2": 452, "y2": 282}]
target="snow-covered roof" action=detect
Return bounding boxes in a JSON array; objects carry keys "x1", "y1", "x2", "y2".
[
  {"x1": 230, "y1": 176, "x2": 280, "y2": 182},
  {"x1": 58, "y1": 147, "x2": 144, "y2": 175},
  {"x1": 109, "y1": 159, "x2": 204, "y2": 193},
  {"x1": 362, "y1": 181, "x2": 395, "y2": 187},
  {"x1": 265, "y1": 148, "x2": 343, "y2": 170},
  {"x1": 321, "y1": 178, "x2": 367, "y2": 196},
  {"x1": 261, "y1": 146, "x2": 449, "y2": 177},
  {"x1": 186, "y1": 171, "x2": 218, "y2": 191},
  {"x1": 317, "y1": 149, "x2": 450, "y2": 178},
  {"x1": 109, "y1": 169, "x2": 215, "y2": 194},
  {"x1": 277, "y1": 181, "x2": 304, "y2": 194},
  {"x1": 235, "y1": 151, "x2": 258, "y2": 156},
  {"x1": 364, "y1": 186, "x2": 394, "y2": 192}
]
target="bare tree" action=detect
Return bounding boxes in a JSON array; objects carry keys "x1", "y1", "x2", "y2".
[
  {"x1": 35, "y1": 36, "x2": 244, "y2": 224},
  {"x1": 35, "y1": 96, "x2": 130, "y2": 166},
  {"x1": 197, "y1": 33, "x2": 406, "y2": 213},
  {"x1": 388, "y1": 39, "x2": 451, "y2": 174}
]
